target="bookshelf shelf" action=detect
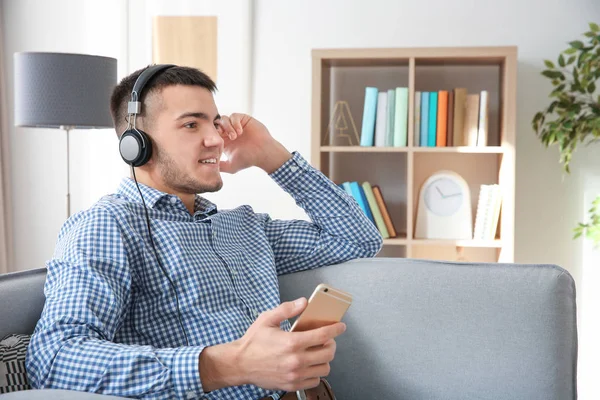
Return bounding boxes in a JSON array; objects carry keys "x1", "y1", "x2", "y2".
[
  {"x1": 321, "y1": 146, "x2": 504, "y2": 154},
  {"x1": 320, "y1": 146, "x2": 409, "y2": 153},
  {"x1": 311, "y1": 46, "x2": 516, "y2": 263},
  {"x1": 411, "y1": 239, "x2": 502, "y2": 248},
  {"x1": 411, "y1": 146, "x2": 505, "y2": 154},
  {"x1": 383, "y1": 237, "x2": 409, "y2": 246}
]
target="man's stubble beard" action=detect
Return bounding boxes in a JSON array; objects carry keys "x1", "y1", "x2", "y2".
[{"x1": 155, "y1": 147, "x2": 223, "y2": 194}]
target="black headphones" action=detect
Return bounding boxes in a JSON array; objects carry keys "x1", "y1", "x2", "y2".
[
  {"x1": 117, "y1": 64, "x2": 191, "y2": 347},
  {"x1": 119, "y1": 64, "x2": 175, "y2": 167}
]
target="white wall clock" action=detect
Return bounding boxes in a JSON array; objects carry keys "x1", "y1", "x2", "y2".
[{"x1": 415, "y1": 170, "x2": 473, "y2": 240}]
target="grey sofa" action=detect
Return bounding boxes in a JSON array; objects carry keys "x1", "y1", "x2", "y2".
[{"x1": 0, "y1": 258, "x2": 578, "y2": 399}]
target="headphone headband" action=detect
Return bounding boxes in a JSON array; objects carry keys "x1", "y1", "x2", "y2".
[{"x1": 127, "y1": 64, "x2": 175, "y2": 115}]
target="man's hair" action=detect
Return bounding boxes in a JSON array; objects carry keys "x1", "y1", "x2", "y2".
[{"x1": 109, "y1": 65, "x2": 217, "y2": 137}]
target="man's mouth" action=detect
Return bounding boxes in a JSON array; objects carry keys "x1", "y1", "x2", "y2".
[{"x1": 199, "y1": 158, "x2": 218, "y2": 164}]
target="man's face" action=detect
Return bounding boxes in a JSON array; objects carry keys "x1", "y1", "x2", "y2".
[{"x1": 147, "y1": 84, "x2": 224, "y2": 195}]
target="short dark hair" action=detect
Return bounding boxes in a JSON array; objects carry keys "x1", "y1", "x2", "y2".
[{"x1": 109, "y1": 65, "x2": 217, "y2": 136}]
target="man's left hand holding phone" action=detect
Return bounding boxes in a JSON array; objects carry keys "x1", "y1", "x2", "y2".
[{"x1": 198, "y1": 297, "x2": 346, "y2": 393}]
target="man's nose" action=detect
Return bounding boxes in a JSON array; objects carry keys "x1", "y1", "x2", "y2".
[{"x1": 203, "y1": 128, "x2": 224, "y2": 148}]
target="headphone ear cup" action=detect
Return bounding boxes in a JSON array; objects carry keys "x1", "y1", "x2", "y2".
[{"x1": 119, "y1": 128, "x2": 152, "y2": 167}]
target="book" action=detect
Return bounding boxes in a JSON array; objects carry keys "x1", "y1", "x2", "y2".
[
  {"x1": 447, "y1": 90, "x2": 454, "y2": 146},
  {"x1": 362, "y1": 182, "x2": 390, "y2": 239},
  {"x1": 360, "y1": 87, "x2": 378, "y2": 146},
  {"x1": 428, "y1": 92, "x2": 438, "y2": 147},
  {"x1": 386, "y1": 89, "x2": 395, "y2": 146},
  {"x1": 414, "y1": 91, "x2": 421, "y2": 147},
  {"x1": 473, "y1": 184, "x2": 502, "y2": 240},
  {"x1": 477, "y1": 90, "x2": 489, "y2": 146},
  {"x1": 374, "y1": 91, "x2": 388, "y2": 147},
  {"x1": 453, "y1": 88, "x2": 467, "y2": 146},
  {"x1": 393, "y1": 87, "x2": 409, "y2": 147},
  {"x1": 463, "y1": 94, "x2": 480, "y2": 146},
  {"x1": 436, "y1": 90, "x2": 448, "y2": 147},
  {"x1": 372, "y1": 185, "x2": 397, "y2": 238},
  {"x1": 349, "y1": 181, "x2": 375, "y2": 225},
  {"x1": 420, "y1": 92, "x2": 430, "y2": 147}
]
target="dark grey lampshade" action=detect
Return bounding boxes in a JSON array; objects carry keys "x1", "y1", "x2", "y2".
[{"x1": 14, "y1": 52, "x2": 117, "y2": 129}]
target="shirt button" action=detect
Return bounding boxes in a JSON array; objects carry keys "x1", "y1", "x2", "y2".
[
  {"x1": 290, "y1": 165, "x2": 299, "y2": 172},
  {"x1": 170, "y1": 197, "x2": 178, "y2": 204},
  {"x1": 185, "y1": 390, "x2": 196, "y2": 399},
  {"x1": 212, "y1": 230, "x2": 217, "y2": 238}
]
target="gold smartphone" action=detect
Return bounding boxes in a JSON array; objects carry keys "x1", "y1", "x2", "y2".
[{"x1": 290, "y1": 283, "x2": 353, "y2": 332}]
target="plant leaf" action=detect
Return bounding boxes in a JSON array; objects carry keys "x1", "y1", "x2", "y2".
[
  {"x1": 542, "y1": 70, "x2": 564, "y2": 79},
  {"x1": 570, "y1": 40, "x2": 585, "y2": 49},
  {"x1": 559, "y1": 54, "x2": 565, "y2": 67},
  {"x1": 544, "y1": 60, "x2": 555, "y2": 69},
  {"x1": 567, "y1": 55, "x2": 576, "y2": 65},
  {"x1": 588, "y1": 82, "x2": 597, "y2": 94},
  {"x1": 590, "y1": 22, "x2": 600, "y2": 32},
  {"x1": 564, "y1": 47, "x2": 578, "y2": 55}
]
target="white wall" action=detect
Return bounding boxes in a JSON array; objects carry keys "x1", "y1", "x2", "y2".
[
  {"x1": 3, "y1": 0, "x2": 600, "y2": 397},
  {"x1": 2, "y1": 0, "x2": 130, "y2": 272}
]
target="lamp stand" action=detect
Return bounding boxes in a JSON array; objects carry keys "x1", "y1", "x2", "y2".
[{"x1": 61, "y1": 125, "x2": 73, "y2": 219}]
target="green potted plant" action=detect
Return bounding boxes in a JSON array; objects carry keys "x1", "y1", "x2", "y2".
[{"x1": 532, "y1": 22, "x2": 600, "y2": 245}]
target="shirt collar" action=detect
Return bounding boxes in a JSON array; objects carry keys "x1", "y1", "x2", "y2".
[{"x1": 117, "y1": 177, "x2": 218, "y2": 215}]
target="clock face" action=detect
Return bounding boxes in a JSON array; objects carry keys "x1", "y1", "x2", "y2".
[{"x1": 424, "y1": 177, "x2": 464, "y2": 217}]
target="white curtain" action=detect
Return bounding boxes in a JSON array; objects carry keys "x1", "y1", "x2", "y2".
[{"x1": 0, "y1": 16, "x2": 13, "y2": 274}]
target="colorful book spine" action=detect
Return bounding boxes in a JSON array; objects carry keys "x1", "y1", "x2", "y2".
[
  {"x1": 420, "y1": 92, "x2": 429, "y2": 147},
  {"x1": 414, "y1": 91, "x2": 421, "y2": 147},
  {"x1": 360, "y1": 87, "x2": 378, "y2": 146},
  {"x1": 386, "y1": 89, "x2": 395, "y2": 147},
  {"x1": 393, "y1": 87, "x2": 408, "y2": 147},
  {"x1": 436, "y1": 90, "x2": 448, "y2": 147},
  {"x1": 428, "y1": 92, "x2": 438, "y2": 147},
  {"x1": 372, "y1": 185, "x2": 397, "y2": 238},
  {"x1": 374, "y1": 91, "x2": 388, "y2": 147},
  {"x1": 349, "y1": 181, "x2": 375, "y2": 225},
  {"x1": 362, "y1": 182, "x2": 390, "y2": 239}
]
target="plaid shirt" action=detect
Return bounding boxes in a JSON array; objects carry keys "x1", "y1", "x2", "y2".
[{"x1": 26, "y1": 152, "x2": 382, "y2": 399}]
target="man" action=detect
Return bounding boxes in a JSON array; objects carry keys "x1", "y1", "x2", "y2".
[{"x1": 26, "y1": 64, "x2": 383, "y2": 399}]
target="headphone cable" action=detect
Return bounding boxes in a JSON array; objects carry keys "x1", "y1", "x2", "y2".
[{"x1": 131, "y1": 166, "x2": 190, "y2": 347}]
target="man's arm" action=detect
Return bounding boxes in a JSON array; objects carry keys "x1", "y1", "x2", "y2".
[
  {"x1": 217, "y1": 113, "x2": 383, "y2": 276},
  {"x1": 26, "y1": 207, "x2": 205, "y2": 399},
  {"x1": 261, "y1": 149, "x2": 383, "y2": 275}
]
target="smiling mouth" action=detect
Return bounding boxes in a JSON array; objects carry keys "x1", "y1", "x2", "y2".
[{"x1": 199, "y1": 158, "x2": 218, "y2": 165}]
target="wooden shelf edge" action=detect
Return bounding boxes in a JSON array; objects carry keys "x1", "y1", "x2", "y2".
[
  {"x1": 320, "y1": 146, "x2": 505, "y2": 154},
  {"x1": 411, "y1": 239, "x2": 503, "y2": 248}
]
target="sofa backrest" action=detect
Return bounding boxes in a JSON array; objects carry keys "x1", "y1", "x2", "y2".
[
  {"x1": 278, "y1": 258, "x2": 578, "y2": 400},
  {"x1": 0, "y1": 268, "x2": 47, "y2": 339}
]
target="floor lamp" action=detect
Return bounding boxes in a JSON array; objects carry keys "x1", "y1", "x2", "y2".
[{"x1": 13, "y1": 52, "x2": 117, "y2": 218}]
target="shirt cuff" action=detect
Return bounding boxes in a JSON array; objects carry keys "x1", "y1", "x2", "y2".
[
  {"x1": 269, "y1": 151, "x2": 310, "y2": 188},
  {"x1": 171, "y1": 346, "x2": 205, "y2": 399}
]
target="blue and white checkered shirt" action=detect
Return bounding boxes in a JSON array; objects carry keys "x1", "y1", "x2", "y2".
[{"x1": 26, "y1": 151, "x2": 382, "y2": 399}]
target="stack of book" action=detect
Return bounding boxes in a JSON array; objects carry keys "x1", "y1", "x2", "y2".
[
  {"x1": 339, "y1": 181, "x2": 397, "y2": 239},
  {"x1": 414, "y1": 88, "x2": 489, "y2": 147},
  {"x1": 359, "y1": 86, "x2": 409, "y2": 147},
  {"x1": 473, "y1": 184, "x2": 502, "y2": 240}
]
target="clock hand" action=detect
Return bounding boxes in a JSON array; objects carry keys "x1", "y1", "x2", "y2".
[
  {"x1": 435, "y1": 186, "x2": 445, "y2": 198},
  {"x1": 444, "y1": 192, "x2": 463, "y2": 198}
]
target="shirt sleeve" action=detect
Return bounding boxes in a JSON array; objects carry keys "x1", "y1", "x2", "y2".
[
  {"x1": 25, "y1": 207, "x2": 205, "y2": 400},
  {"x1": 260, "y1": 151, "x2": 383, "y2": 275}
]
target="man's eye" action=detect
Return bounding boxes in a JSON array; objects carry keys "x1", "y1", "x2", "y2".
[{"x1": 184, "y1": 122, "x2": 197, "y2": 129}]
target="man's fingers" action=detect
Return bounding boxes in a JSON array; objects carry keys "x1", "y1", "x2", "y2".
[
  {"x1": 260, "y1": 298, "x2": 307, "y2": 327},
  {"x1": 218, "y1": 116, "x2": 237, "y2": 140},
  {"x1": 229, "y1": 114, "x2": 244, "y2": 135},
  {"x1": 292, "y1": 322, "x2": 346, "y2": 349},
  {"x1": 302, "y1": 339, "x2": 336, "y2": 366}
]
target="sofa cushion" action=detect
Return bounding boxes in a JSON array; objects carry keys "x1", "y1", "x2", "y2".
[{"x1": 0, "y1": 334, "x2": 31, "y2": 394}]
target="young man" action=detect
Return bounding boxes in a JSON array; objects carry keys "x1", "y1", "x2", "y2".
[{"x1": 26, "y1": 65, "x2": 383, "y2": 399}]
